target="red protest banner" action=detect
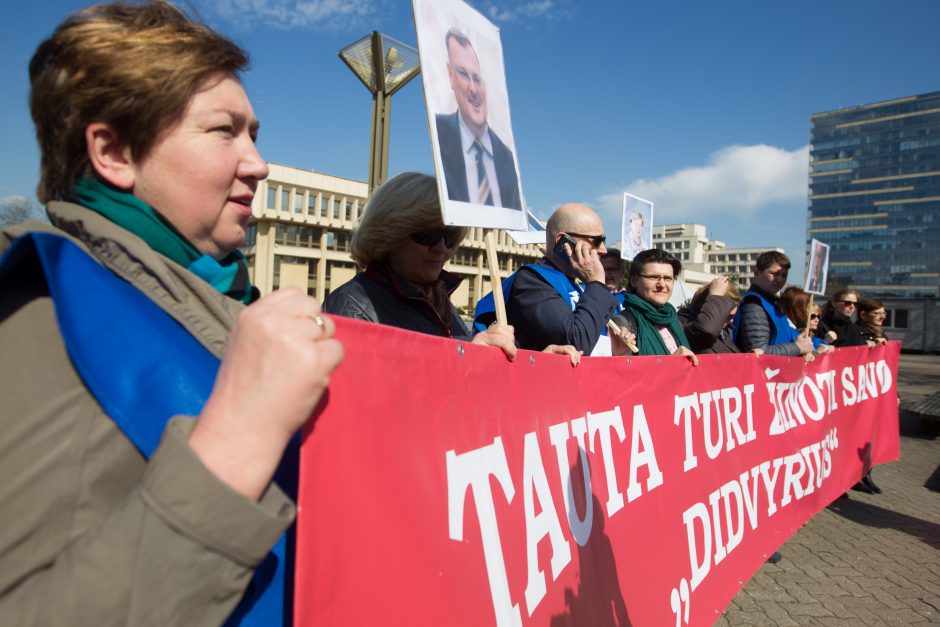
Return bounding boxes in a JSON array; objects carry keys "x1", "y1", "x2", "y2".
[{"x1": 295, "y1": 317, "x2": 899, "y2": 626}]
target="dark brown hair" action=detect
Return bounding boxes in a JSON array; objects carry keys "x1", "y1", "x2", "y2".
[
  {"x1": 857, "y1": 298, "x2": 884, "y2": 317},
  {"x1": 754, "y1": 250, "x2": 791, "y2": 272},
  {"x1": 628, "y1": 248, "x2": 682, "y2": 288}
]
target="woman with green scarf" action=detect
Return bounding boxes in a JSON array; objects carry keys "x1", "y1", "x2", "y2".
[
  {"x1": 0, "y1": 2, "x2": 342, "y2": 624},
  {"x1": 618, "y1": 249, "x2": 698, "y2": 363}
]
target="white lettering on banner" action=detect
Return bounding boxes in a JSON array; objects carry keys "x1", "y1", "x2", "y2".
[
  {"x1": 548, "y1": 418, "x2": 593, "y2": 547},
  {"x1": 875, "y1": 359, "x2": 893, "y2": 394},
  {"x1": 764, "y1": 362, "x2": 895, "y2": 438},
  {"x1": 683, "y1": 503, "x2": 711, "y2": 590},
  {"x1": 767, "y1": 374, "x2": 830, "y2": 436},
  {"x1": 815, "y1": 370, "x2": 839, "y2": 414},
  {"x1": 588, "y1": 408, "x2": 627, "y2": 516},
  {"x1": 680, "y1": 429, "x2": 839, "y2": 593},
  {"x1": 841, "y1": 360, "x2": 892, "y2": 407},
  {"x1": 444, "y1": 354, "x2": 885, "y2": 625},
  {"x1": 446, "y1": 405, "x2": 664, "y2": 622},
  {"x1": 446, "y1": 437, "x2": 522, "y2": 627},
  {"x1": 626, "y1": 405, "x2": 664, "y2": 502},
  {"x1": 758, "y1": 459, "x2": 785, "y2": 517},
  {"x1": 764, "y1": 360, "x2": 895, "y2": 432},
  {"x1": 841, "y1": 366, "x2": 858, "y2": 406},
  {"x1": 522, "y1": 432, "x2": 572, "y2": 615},
  {"x1": 673, "y1": 385, "x2": 757, "y2": 471}
]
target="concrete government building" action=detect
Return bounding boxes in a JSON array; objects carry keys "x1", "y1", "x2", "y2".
[{"x1": 242, "y1": 163, "x2": 544, "y2": 316}]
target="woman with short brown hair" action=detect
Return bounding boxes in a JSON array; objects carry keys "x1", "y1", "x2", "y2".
[{"x1": 1, "y1": 2, "x2": 342, "y2": 623}]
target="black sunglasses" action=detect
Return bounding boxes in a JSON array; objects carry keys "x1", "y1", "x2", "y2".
[
  {"x1": 409, "y1": 228, "x2": 461, "y2": 248},
  {"x1": 810, "y1": 313, "x2": 820, "y2": 320},
  {"x1": 565, "y1": 231, "x2": 607, "y2": 248}
]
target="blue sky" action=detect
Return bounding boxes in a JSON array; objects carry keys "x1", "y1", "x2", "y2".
[{"x1": 3, "y1": 0, "x2": 940, "y2": 279}]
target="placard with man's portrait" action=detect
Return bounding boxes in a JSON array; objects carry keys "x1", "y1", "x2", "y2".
[
  {"x1": 804, "y1": 238, "x2": 830, "y2": 296},
  {"x1": 413, "y1": 0, "x2": 527, "y2": 231}
]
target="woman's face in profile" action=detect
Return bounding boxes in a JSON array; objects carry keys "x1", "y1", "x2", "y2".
[
  {"x1": 130, "y1": 73, "x2": 269, "y2": 258},
  {"x1": 861, "y1": 307, "x2": 886, "y2": 328},
  {"x1": 809, "y1": 305, "x2": 821, "y2": 332},
  {"x1": 725, "y1": 307, "x2": 738, "y2": 330}
]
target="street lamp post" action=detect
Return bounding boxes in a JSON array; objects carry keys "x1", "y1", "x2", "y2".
[{"x1": 339, "y1": 31, "x2": 420, "y2": 193}]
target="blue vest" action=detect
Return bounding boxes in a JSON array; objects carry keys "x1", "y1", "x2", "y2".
[
  {"x1": 0, "y1": 232, "x2": 292, "y2": 626},
  {"x1": 613, "y1": 290, "x2": 626, "y2": 313},
  {"x1": 733, "y1": 289, "x2": 799, "y2": 346},
  {"x1": 473, "y1": 263, "x2": 582, "y2": 333}
]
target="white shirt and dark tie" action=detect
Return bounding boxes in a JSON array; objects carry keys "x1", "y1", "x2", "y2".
[{"x1": 457, "y1": 113, "x2": 502, "y2": 207}]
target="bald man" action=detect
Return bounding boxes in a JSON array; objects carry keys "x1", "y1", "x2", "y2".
[{"x1": 474, "y1": 203, "x2": 618, "y2": 353}]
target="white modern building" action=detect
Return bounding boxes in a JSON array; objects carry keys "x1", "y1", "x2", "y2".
[
  {"x1": 651, "y1": 223, "x2": 786, "y2": 294},
  {"x1": 242, "y1": 163, "x2": 544, "y2": 316}
]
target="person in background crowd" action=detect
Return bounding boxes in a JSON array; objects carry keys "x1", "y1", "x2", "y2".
[
  {"x1": 734, "y1": 251, "x2": 814, "y2": 358},
  {"x1": 856, "y1": 298, "x2": 888, "y2": 345},
  {"x1": 474, "y1": 202, "x2": 626, "y2": 355},
  {"x1": 852, "y1": 297, "x2": 889, "y2": 494},
  {"x1": 599, "y1": 247, "x2": 627, "y2": 311},
  {"x1": 733, "y1": 254, "x2": 811, "y2": 562},
  {"x1": 815, "y1": 289, "x2": 869, "y2": 348},
  {"x1": 807, "y1": 302, "x2": 830, "y2": 344},
  {"x1": 323, "y1": 173, "x2": 579, "y2": 364},
  {"x1": 616, "y1": 248, "x2": 697, "y2": 362},
  {"x1": 677, "y1": 276, "x2": 740, "y2": 354},
  {"x1": 1, "y1": 2, "x2": 343, "y2": 623},
  {"x1": 778, "y1": 286, "x2": 835, "y2": 360}
]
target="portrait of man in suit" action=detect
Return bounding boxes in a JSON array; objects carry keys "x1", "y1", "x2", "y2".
[
  {"x1": 436, "y1": 27, "x2": 522, "y2": 211},
  {"x1": 805, "y1": 240, "x2": 829, "y2": 294}
]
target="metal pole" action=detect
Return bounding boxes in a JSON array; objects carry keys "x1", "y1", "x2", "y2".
[
  {"x1": 341, "y1": 31, "x2": 419, "y2": 194},
  {"x1": 367, "y1": 31, "x2": 390, "y2": 194},
  {"x1": 368, "y1": 91, "x2": 388, "y2": 193}
]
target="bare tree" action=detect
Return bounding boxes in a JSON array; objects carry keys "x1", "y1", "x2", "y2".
[{"x1": 0, "y1": 196, "x2": 44, "y2": 228}]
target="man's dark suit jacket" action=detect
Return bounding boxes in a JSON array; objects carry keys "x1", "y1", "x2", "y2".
[{"x1": 435, "y1": 112, "x2": 522, "y2": 210}]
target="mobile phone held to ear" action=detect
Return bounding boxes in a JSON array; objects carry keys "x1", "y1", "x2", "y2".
[{"x1": 552, "y1": 234, "x2": 578, "y2": 273}]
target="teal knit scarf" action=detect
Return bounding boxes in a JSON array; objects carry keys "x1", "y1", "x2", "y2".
[
  {"x1": 70, "y1": 178, "x2": 254, "y2": 304},
  {"x1": 623, "y1": 292, "x2": 690, "y2": 356}
]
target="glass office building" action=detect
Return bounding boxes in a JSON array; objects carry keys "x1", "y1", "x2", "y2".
[{"x1": 808, "y1": 91, "x2": 940, "y2": 297}]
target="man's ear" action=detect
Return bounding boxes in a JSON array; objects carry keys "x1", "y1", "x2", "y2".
[{"x1": 85, "y1": 122, "x2": 136, "y2": 190}]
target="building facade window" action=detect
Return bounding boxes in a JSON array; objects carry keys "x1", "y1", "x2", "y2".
[
  {"x1": 809, "y1": 90, "x2": 940, "y2": 297},
  {"x1": 885, "y1": 308, "x2": 909, "y2": 329}
]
